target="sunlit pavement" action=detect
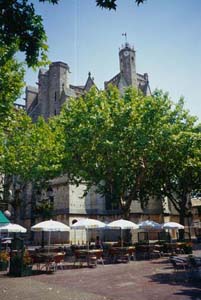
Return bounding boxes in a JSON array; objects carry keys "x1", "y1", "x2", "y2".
[{"x1": 0, "y1": 249, "x2": 201, "y2": 300}]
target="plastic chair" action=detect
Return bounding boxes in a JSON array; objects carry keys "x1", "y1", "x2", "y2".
[
  {"x1": 74, "y1": 250, "x2": 87, "y2": 267},
  {"x1": 95, "y1": 250, "x2": 104, "y2": 265},
  {"x1": 169, "y1": 256, "x2": 189, "y2": 280},
  {"x1": 53, "y1": 253, "x2": 65, "y2": 271}
]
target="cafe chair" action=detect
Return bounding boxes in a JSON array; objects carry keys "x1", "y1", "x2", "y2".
[
  {"x1": 95, "y1": 250, "x2": 104, "y2": 265},
  {"x1": 150, "y1": 245, "x2": 162, "y2": 259},
  {"x1": 188, "y1": 256, "x2": 201, "y2": 280},
  {"x1": 74, "y1": 250, "x2": 87, "y2": 267},
  {"x1": 53, "y1": 253, "x2": 65, "y2": 271},
  {"x1": 169, "y1": 256, "x2": 189, "y2": 280},
  {"x1": 169, "y1": 256, "x2": 188, "y2": 270},
  {"x1": 88, "y1": 254, "x2": 97, "y2": 267}
]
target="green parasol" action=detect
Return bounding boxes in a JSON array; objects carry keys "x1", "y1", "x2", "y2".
[{"x1": 0, "y1": 211, "x2": 10, "y2": 224}]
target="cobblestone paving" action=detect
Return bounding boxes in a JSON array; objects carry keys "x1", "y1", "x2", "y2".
[{"x1": 0, "y1": 251, "x2": 201, "y2": 300}]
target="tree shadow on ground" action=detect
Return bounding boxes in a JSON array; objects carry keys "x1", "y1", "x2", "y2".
[
  {"x1": 146, "y1": 271, "x2": 201, "y2": 300},
  {"x1": 174, "y1": 289, "x2": 201, "y2": 300}
]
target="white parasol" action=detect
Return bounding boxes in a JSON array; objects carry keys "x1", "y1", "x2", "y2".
[
  {"x1": 31, "y1": 219, "x2": 70, "y2": 252},
  {"x1": 71, "y1": 218, "x2": 106, "y2": 249},
  {"x1": 106, "y1": 219, "x2": 139, "y2": 247},
  {"x1": 31, "y1": 219, "x2": 70, "y2": 232},
  {"x1": 162, "y1": 222, "x2": 184, "y2": 230},
  {"x1": 138, "y1": 220, "x2": 161, "y2": 230},
  {"x1": 0, "y1": 223, "x2": 27, "y2": 233},
  {"x1": 71, "y1": 218, "x2": 106, "y2": 229},
  {"x1": 162, "y1": 222, "x2": 184, "y2": 242}
]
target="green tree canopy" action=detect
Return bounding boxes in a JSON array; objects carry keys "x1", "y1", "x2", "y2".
[
  {"x1": 59, "y1": 86, "x2": 173, "y2": 217},
  {"x1": 0, "y1": 0, "x2": 59, "y2": 67},
  {"x1": 0, "y1": 45, "x2": 25, "y2": 123},
  {"x1": 0, "y1": 108, "x2": 64, "y2": 215},
  {"x1": 96, "y1": 0, "x2": 145, "y2": 10},
  {"x1": 1, "y1": 110, "x2": 64, "y2": 182},
  {"x1": 148, "y1": 92, "x2": 201, "y2": 225},
  {"x1": 58, "y1": 86, "x2": 201, "y2": 220}
]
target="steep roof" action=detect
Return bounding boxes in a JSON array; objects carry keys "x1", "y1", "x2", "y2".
[
  {"x1": 84, "y1": 72, "x2": 97, "y2": 92},
  {"x1": 104, "y1": 73, "x2": 122, "y2": 89},
  {"x1": 70, "y1": 72, "x2": 97, "y2": 96},
  {"x1": 104, "y1": 72, "x2": 151, "y2": 95},
  {"x1": 137, "y1": 73, "x2": 151, "y2": 95}
]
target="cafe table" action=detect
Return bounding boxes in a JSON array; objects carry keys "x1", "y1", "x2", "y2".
[
  {"x1": 108, "y1": 246, "x2": 135, "y2": 263},
  {"x1": 32, "y1": 252, "x2": 65, "y2": 272},
  {"x1": 74, "y1": 249, "x2": 103, "y2": 267}
]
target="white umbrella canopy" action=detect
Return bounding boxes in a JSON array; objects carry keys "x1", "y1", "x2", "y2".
[
  {"x1": 138, "y1": 220, "x2": 161, "y2": 230},
  {"x1": 71, "y1": 218, "x2": 106, "y2": 229},
  {"x1": 0, "y1": 223, "x2": 27, "y2": 233},
  {"x1": 162, "y1": 222, "x2": 184, "y2": 230},
  {"x1": 31, "y1": 219, "x2": 70, "y2": 232},
  {"x1": 71, "y1": 218, "x2": 106, "y2": 249},
  {"x1": 31, "y1": 219, "x2": 70, "y2": 252},
  {"x1": 106, "y1": 219, "x2": 139, "y2": 247},
  {"x1": 106, "y1": 219, "x2": 139, "y2": 230}
]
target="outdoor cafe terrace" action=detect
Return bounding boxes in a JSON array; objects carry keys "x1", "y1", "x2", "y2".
[{"x1": 0, "y1": 242, "x2": 201, "y2": 300}]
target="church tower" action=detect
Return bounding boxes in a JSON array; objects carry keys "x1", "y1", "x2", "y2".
[
  {"x1": 47, "y1": 62, "x2": 70, "y2": 117},
  {"x1": 119, "y1": 43, "x2": 137, "y2": 88}
]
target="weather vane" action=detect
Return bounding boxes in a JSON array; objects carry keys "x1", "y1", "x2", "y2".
[{"x1": 122, "y1": 32, "x2": 127, "y2": 43}]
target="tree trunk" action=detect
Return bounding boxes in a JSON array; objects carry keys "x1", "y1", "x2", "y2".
[
  {"x1": 179, "y1": 211, "x2": 185, "y2": 226},
  {"x1": 120, "y1": 196, "x2": 131, "y2": 220},
  {"x1": 179, "y1": 204, "x2": 186, "y2": 241},
  {"x1": 3, "y1": 175, "x2": 12, "y2": 210},
  {"x1": 121, "y1": 208, "x2": 130, "y2": 220}
]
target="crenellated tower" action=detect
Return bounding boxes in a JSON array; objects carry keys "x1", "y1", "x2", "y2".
[
  {"x1": 119, "y1": 42, "x2": 137, "y2": 88},
  {"x1": 46, "y1": 62, "x2": 70, "y2": 117}
]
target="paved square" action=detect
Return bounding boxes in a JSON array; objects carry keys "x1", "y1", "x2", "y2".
[{"x1": 1, "y1": 254, "x2": 201, "y2": 300}]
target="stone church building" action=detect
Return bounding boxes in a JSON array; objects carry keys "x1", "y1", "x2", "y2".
[{"x1": 24, "y1": 43, "x2": 174, "y2": 243}]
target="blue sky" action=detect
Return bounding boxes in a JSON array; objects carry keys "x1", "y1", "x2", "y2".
[{"x1": 22, "y1": 0, "x2": 201, "y2": 120}]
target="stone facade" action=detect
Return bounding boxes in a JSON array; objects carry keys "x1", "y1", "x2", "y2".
[
  {"x1": 104, "y1": 43, "x2": 151, "y2": 96},
  {"x1": 25, "y1": 43, "x2": 168, "y2": 243}
]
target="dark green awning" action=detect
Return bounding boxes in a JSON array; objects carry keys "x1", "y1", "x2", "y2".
[{"x1": 0, "y1": 211, "x2": 10, "y2": 224}]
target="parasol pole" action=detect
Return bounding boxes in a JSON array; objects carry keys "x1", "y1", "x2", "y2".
[
  {"x1": 87, "y1": 227, "x2": 89, "y2": 251},
  {"x1": 48, "y1": 231, "x2": 51, "y2": 255},
  {"x1": 74, "y1": 229, "x2": 76, "y2": 244}
]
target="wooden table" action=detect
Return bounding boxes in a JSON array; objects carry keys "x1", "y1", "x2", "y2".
[
  {"x1": 74, "y1": 249, "x2": 103, "y2": 267},
  {"x1": 32, "y1": 252, "x2": 65, "y2": 272},
  {"x1": 108, "y1": 247, "x2": 135, "y2": 263}
]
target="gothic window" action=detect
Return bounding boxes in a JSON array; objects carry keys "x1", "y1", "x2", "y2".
[
  {"x1": 54, "y1": 109, "x2": 57, "y2": 115},
  {"x1": 131, "y1": 57, "x2": 134, "y2": 61}
]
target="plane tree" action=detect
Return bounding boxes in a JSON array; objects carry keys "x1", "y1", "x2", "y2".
[
  {"x1": 147, "y1": 93, "x2": 201, "y2": 226},
  {"x1": 0, "y1": 45, "x2": 25, "y2": 124},
  {"x1": 59, "y1": 86, "x2": 178, "y2": 218},
  {"x1": 59, "y1": 86, "x2": 201, "y2": 220},
  {"x1": 0, "y1": 109, "x2": 64, "y2": 219},
  {"x1": 96, "y1": 0, "x2": 145, "y2": 10},
  {"x1": 0, "y1": 0, "x2": 60, "y2": 67}
]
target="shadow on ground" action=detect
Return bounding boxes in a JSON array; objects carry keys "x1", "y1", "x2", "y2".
[
  {"x1": 146, "y1": 269, "x2": 201, "y2": 300},
  {"x1": 174, "y1": 289, "x2": 201, "y2": 300}
]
